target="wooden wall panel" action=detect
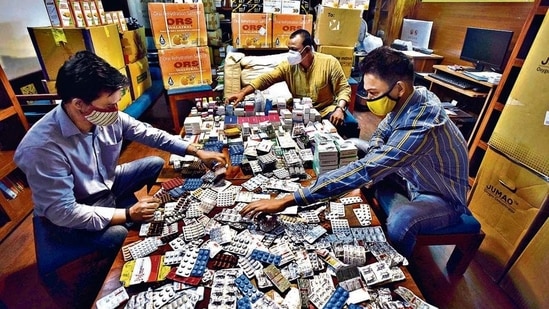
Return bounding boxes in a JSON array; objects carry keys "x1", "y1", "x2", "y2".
[{"x1": 412, "y1": 2, "x2": 533, "y2": 67}]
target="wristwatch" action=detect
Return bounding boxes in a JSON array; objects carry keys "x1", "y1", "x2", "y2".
[{"x1": 335, "y1": 105, "x2": 347, "y2": 112}]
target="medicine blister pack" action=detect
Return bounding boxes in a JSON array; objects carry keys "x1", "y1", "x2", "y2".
[
  {"x1": 353, "y1": 203, "x2": 372, "y2": 226},
  {"x1": 339, "y1": 196, "x2": 363, "y2": 205}
]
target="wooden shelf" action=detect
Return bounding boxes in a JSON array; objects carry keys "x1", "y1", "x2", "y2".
[
  {"x1": 0, "y1": 65, "x2": 32, "y2": 242},
  {"x1": 0, "y1": 106, "x2": 16, "y2": 122}
]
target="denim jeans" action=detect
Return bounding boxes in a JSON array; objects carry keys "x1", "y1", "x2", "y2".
[
  {"x1": 375, "y1": 179, "x2": 461, "y2": 258},
  {"x1": 35, "y1": 156, "x2": 165, "y2": 277}
]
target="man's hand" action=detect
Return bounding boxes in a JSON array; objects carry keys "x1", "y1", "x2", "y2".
[
  {"x1": 129, "y1": 197, "x2": 161, "y2": 222},
  {"x1": 240, "y1": 195, "x2": 295, "y2": 217},
  {"x1": 196, "y1": 150, "x2": 227, "y2": 168},
  {"x1": 330, "y1": 107, "x2": 345, "y2": 126},
  {"x1": 225, "y1": 92, "x2": 246, "y2": 105}
]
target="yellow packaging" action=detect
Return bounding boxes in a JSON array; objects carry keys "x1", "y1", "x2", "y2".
[
  {"x1": 28, "y1": 24, "x2": 125, "y2": 80},
  {"x1": 148, "y1": 3, "x2": 208, "y2": 49},
  {"x1": 69, "y1": 1, "x2": 86, "y2": 28},
  {"x1": 126, "y1": 57, "x2": 152, "y2": 100},
  {"x1": 158, "y1": 47, "x2": 212, "y2": 90},
  {"x1": 231, "y1": 13, "x2": 273, "y2": 48},
  {"x1": 318, "y1": 45, "x2": 354, "y2": 78},
  {"x1": 44, "y1": 0, "x2": 75, "y2": 27},
  {"x1": 272, "y1": 14, "x2": 312, "y2": 48},
  {"x1": 314, "y1": 6, "x2": 362, "y2": 47},
  {"x1": 468, "y1": 147, "x2": 549, "y2": 281},
  {"x1": 121, "y1": 27, "x2": 147, "y2": 64},
  {"x1": 499, "y1": 219, "x2": 549, "y2": 309},
  {"x1": 118, "y1": 67, "x2": 132, "y2": 111}
]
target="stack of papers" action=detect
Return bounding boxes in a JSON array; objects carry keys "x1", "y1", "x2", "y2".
[{"x1": 463, "y1": 71, "x2": 502, "y2": 84}]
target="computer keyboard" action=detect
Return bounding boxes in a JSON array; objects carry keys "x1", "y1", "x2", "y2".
[{"x1": 428, "y1": 71, "x2": 476, "y2": 90}]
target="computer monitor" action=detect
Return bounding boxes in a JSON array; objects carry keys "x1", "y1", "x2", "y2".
[{"x1": 459, "y1": 27, "x2": 514, "y2": 72}]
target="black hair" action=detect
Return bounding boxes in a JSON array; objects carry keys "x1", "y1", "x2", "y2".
[
  {"x1": 359, "y1": 46, "x2": 415, "y2": 85},
  {"x1": 56, "y1": 51, "x2": 129, "y2": 104},
  {"x1": 289, "y1": 29, "x2": 315, "y2": 49}
]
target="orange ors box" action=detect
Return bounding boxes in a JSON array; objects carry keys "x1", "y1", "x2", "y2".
[
  {"x1": 148, "y1": 2, "x2": 208, "y2": 49},
  {"x1": 272, "y1": 14, "x2": 313, "y2": 48},
  {"x1": 231, "y1": 13, "x2": 273, "y2": 48},
  {"x1": 158, "y1": 47, "x2": 212, "y2": 90}
]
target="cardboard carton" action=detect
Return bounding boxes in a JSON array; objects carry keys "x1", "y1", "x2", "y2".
[
  {"x1": 28, "y1": 24, "x2": 125, "y2": 80},
  {"x1": 148, "y1": 3, "x2": 208, "y2": 49},
  {"x1": 468, "y1": 148, "x2": 549, "y2": 281},
  {"x1": 80, "y1": 1, "x2": 99, "y2": 26},
  {"x1": 126, "y1": 57, "x2": 152, "y2": 100},
  {"x1": 272, "y1": 14, "x2": 313, "y2": 48},
  {"x1": 205, "y1": 12, "x2": 221, "y2": 31},
  {"x1": 231, "y1": 13, "x2": 273, "y2": 48},
  {"x1": 158, "y1": 47, "x2": 212, "y2": 90},
  {"x1": 318, "y1": 45, "x2": 354, "y2": 78},
  {"x1": 118, "y1": 67, "x2": 132, "y2": 111},
  {"x1": 314, "y1": 6, "x2": 362, "y2": 47},
  {"x1": 263, "y1": 0, "x2": 282, "y2": 13},
  {"x1": 499, "y1": 219, "x2": 549, "y2": 309},
  {"x1": 281, "y1": 0, "x2": 301, "y2": 14},
  {"x1": 120, "y1": 27, "x2": 147, "y2": 64}
]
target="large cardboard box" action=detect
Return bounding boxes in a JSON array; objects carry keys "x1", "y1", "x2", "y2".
[
  {"x1": 499, "y1": 219, "x2": 549, "y2": 309},
  {"x1": 120, "y1": 27, "x2": 147, "y2": 65},
  {"x1": 318, "y1": 45, "x2": 354, "y2": 78},
  {"x1": 28, "y1": 24, "x2": 125, "y2": 80},
  {"x1": 148, "y1": 3, "x2": 208, "y2": 49},
  {"x1": 126, "y1": 57, "x2": 152, "y2": 100},
  {"x1": 272, "y1": 14, "x2": 313, "y2": 48},
  {"x1": 314, "y1": 6, "x2": 362, "y2": 47},
  {"x1": 468, "y1": 147, "x2": 549, "y2": 281},
  {"x1": 489, "y1": 12, "x2": 549, "y2": 179},
  {"x1": 231, "y1": 13, "x2": 273, "y2": 48},
  {"x1": 158, "y1": 47, "x2": 212, "y2": 90},
  {"x1": 118, "y1": 67, "x2": 132, "y2": 111}
]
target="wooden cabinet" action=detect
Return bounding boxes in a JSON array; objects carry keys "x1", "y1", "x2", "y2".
[
  {"x1": 0, "y1": 65, "x2": 32, "y2": 242},
  {"x1": 468, "y1": 0, "x2": 549, "y2": 185}
]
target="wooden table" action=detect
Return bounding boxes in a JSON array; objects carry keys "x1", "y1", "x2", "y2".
[{"x1": 93, "y1": 158, "x2": 423, "y2": 308}]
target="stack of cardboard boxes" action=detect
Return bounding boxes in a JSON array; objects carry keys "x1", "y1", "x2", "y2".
[
  {"x1": 204, "y1": 0, "x2": 226, "y2": 67},
  {"x1": 31, "y1": 0, "x2": 158, "y2": 110},
  {"x1": 314, "y1": 2, "x2": 365, "y2": 78},
  {"x1": 120, "y1": 26, "x2": 153, "y2": 110},
  {"x1": 230, "y1": 0, "x2": 313, "y2": 50},
  {"x1": 148, "y1": 3, "x2": 213, "y2": 90}
]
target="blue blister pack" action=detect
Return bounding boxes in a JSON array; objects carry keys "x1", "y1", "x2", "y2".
[
  {"x1": 249, "y1": 249, "x2": 282, "y2": 266},
  {"x1": 324, "y1": 286, "x2": 349, "y2": 309}
]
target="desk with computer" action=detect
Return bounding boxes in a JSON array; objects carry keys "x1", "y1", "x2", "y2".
[{"x1": 424, "y1": 26, "x2": 513, "y2": 146}]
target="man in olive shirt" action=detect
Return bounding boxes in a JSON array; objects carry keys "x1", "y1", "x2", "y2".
[{"x1": 226, "y1": 29, "x2": 352, "y2": 129}]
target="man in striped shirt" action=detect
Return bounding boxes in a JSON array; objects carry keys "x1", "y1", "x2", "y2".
[{"x1": 242, "y1": 47, "x2": 470, "y2": 258}]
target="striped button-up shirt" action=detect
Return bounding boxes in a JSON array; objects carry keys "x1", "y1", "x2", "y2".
[{"x1": 294, "y1": 86, "x2": 469, "y2": 214}]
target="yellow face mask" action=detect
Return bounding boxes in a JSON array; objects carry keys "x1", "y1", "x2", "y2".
[{"x1": 366, "y1": 82, "x2": 399, "y2": 117}]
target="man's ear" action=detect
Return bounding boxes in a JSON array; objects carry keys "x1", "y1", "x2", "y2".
[
  {"x1": 395, "y1": 81, "x2": 407, "y2": 97},
  {"x1": 71, "y1": 98, "x2": 84, "y2": 109}
]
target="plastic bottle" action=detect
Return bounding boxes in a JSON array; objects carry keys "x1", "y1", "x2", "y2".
[{"x1": 254, "y1": 90, "x2": 265, "y2": 113}]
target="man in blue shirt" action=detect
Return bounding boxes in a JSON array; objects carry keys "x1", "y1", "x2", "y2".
[
  {"x1": 242, "y1": 47, "x2": 469, "y2": 258},
  {"x1": 15, "y1": 51, "x2": 225, "y2": 280}
]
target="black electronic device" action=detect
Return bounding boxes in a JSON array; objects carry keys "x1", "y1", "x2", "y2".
[
  {"x1": 459, "y1": 27, "x2": 514, "y2": 72},
  {"x1": 428, "y1": 71, "x2": 477, "y2": 90}
]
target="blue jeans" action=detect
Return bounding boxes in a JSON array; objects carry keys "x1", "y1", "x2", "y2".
[
  {"x1": 375, "y1": 179, "x2": 461, "y2": 258},
  {"x1": 35, "y1": 156, "x2": 165, "y2": 278}
]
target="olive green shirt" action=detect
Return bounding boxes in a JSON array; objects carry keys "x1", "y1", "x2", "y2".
[{"x1": 248, "y1": 52, "x2": 351, "y2": 117}]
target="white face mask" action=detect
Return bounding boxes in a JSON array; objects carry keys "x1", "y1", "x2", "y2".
[
  {"x1": 83, "y1": 105, "x2": 119, "y2": 126},
  {"x1": 287, "y1": 47, "x2": 307, "y2": 65}
]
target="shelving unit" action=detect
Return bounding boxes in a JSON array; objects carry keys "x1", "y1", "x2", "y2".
[
  {"x1": 468, "y1": 0, "x2": 549, "y2": 184},
  {"x1": 425, "y1": 65, "x2": 498, "y2": 152},
  {"x1": 0, "y1": 65, "x2": 32, "y2": 242}
]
